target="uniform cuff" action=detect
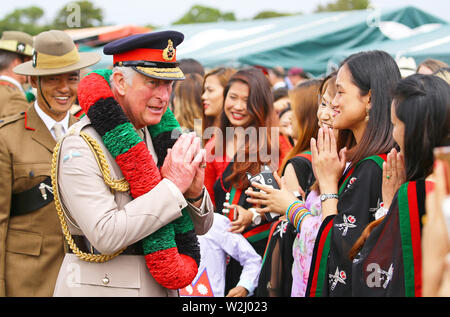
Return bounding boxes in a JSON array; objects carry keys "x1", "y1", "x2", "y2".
[{"x1": 162, "y1": 178, "x2": 187, "y2": 210}]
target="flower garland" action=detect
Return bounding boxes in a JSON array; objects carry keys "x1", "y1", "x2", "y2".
[{"x1": 77, "y1": 69, "x2": 200, "y2": 289}]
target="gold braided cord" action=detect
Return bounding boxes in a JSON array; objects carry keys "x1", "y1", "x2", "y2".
[
  {"x1": 135, "y1": 66, "x2": 185, "y2": 78},
  {"x1": 80, "y1": 132, "x2": 130, "y2": 192},
  {"x1": 51, "y1": 132, "x2": 129, "y2": 262}
]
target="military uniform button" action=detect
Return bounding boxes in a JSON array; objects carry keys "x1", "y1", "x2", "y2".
[{"x1": 102, "y1": 275, "x2": 110, "y2": 285}]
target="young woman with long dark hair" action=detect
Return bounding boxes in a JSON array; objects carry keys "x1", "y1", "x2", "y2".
[
  {"x1": 253, "y1": 79, "x2": 322, "y2": 297},
  {"x1": 203, "y1": 67, "x2": 286, "y2": 295},
  {"x1": 350, "y1": 74, "x2": 450, "y2": 296},
  {"x1": 245, "y1": 73, "x2": 342, "y2": 297},
  {"x1": 305, "y1": 50, "x2": 401, "y2": 297}
]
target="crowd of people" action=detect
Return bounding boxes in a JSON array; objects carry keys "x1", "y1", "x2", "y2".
[{"x1": 0, "y1": 27, "x2": 449, "y2": 298}]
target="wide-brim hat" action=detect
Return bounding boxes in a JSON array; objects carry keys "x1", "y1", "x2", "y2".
[
  {"x1": 396, "y1": 56, "x2": 417, "y2": 79},
  {"x1": 0, "y1": 31, "x2": 33, "y2": 56},
  {"x1": 14, "y1": 30, "x2": 100, "y2": 76},
  {"x1": 103, "y1": 30, "x2": 185, "y2": 81}
]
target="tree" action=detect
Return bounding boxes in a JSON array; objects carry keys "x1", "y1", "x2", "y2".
[
  {"x1": 173, "y1": 5, "x2": 236, "y2": 25},
  {"x1": 252, "y1": 11, "x2": 301, "y2": 20},
  {"x1": 52, "y1": 1, "x2": 104, "y2": 29},
  {"x1": 0, "y1": 6, "x2": 48, "y2": 35},
  {"x1": 315, "y1": 0, "x2": 369, "y2": 12}
]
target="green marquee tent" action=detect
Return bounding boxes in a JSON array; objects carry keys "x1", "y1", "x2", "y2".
[
  {"x1": 79, "y1": 6, "x2": 448, "y2": 77},
  {"x1": 158, "y1": 6, "x2": 447, "y2": 76},
  {"x1": 328, "y1": 23, "x2": 450, "y2": 74}
]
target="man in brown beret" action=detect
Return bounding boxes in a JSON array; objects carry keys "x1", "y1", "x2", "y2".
[
  {"x1": 0, "y1": 31, "x2": 34, "y2": 117},
  {"x1": 0, "y1": 30, "x2": 99, "y2": 296}
]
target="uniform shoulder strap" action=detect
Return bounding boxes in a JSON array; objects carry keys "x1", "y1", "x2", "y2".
[
  {"x1": 70, "y1": 104, "x2": 85, "y2": 118},
  {"x1": 0, "y1": 111, "x2": 25, "y2": 128},
  {"x1": 0, "y1": 79, "x2": 17, "y2": 90}
]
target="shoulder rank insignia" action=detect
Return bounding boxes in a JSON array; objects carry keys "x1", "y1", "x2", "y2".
[
  {"x1": 63, "y1": 150, "x2": 82, "y2": 163},
  {"x1": 162, "y1": 39, "x2": 175, "y2": 61}
]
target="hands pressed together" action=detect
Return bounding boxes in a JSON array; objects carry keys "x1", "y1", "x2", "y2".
[
  {"x1": 382, "y1": 148, "x2": 406, "y2": 209},
  {"x1": 310, "y1": 126, "x2": 346, "y2": 195},
  {"x1": 160, "y1": 132, "x2": 206, "y2": 203},
  {"x1": 243, "y1": 127, "x2": 348, "y2": 224}
]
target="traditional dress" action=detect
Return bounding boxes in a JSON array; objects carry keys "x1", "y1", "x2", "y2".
[
  {"x1": 256, "y1": 151, "x2": 315, "y2": 297},
  {"x1": 283, "y1": 151, "x2": 315, "y2": 196},
  {"x1": 291, "y1": 190, "x2": 322, "y2": 296},
  {"x1": 351, "y1": 179, "x2": 432, "y2": 297},
  {"x1": 306, "y1": 154, "x2": 386, "y2": 297}
]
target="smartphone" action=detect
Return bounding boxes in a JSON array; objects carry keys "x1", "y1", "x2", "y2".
[{"x1": 246, "y1": 165, "x2": 280, "y2": 222}]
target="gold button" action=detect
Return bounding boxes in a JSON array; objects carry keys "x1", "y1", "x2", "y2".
[{"x1": 102, "y1": 275, "x2": 110, "y2": 285}]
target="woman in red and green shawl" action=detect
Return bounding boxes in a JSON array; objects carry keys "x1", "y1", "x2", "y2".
[{"x1": 350, "y1": 74, "x2": 450, "y2": 297}]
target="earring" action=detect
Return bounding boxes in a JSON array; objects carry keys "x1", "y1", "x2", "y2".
[{"x1": 365, "y1": 108, "x2": 370, "y2": 122}]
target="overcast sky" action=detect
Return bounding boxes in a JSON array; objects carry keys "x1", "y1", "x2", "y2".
[{"x1": 2, "y1": 0, "x2": 450, "y2": 27}]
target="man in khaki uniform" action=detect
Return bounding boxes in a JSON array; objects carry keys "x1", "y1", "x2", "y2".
[
  {"x1": 52, "y1": 30, "x2": 214, "y2": 297},
  {"x1": 0, "y1": 30, "x2": 100, "y2": 296},
  {"x1": 0, "y1": 31, "x2": 34, "y2": 117}
]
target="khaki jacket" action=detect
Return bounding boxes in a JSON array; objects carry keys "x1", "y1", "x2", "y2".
[
  {"x1": 0, "y1": 81, "x2": 30, "y2": 118},
  {"x1": 0, "y1": 105, "x2": 77, "y2": 296},
  {"x1": 52, "y1": 117, "x2": 214, "y2": 297}
]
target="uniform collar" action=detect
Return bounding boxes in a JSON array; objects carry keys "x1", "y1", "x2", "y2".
[
  {"x1": 0, "y1": 75, "x2": 24, "y2": 93},
  {"x1": 34, "y1": 100, "x2": 70, "y2": 139}
]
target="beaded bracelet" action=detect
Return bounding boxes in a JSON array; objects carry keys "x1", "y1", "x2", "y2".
[
  {"x1": 286, "y1": 201, "x2": 310, "y2": 231},
  {"x1": 286, "y1": 201, "x2": 302, "y2": 221},
  {"x1": 296, "y1": 212, "x2": 311, "y2": 232}
]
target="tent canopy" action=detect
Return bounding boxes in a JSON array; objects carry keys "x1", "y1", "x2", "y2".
[
  {"x1": 328, "y1": 23, "x2": 450, "y2": 74},
  {"x1": 157, "y1": 5, "x2": 447, "y2": 76},
  {"x1": 77, "y1": 6, "x2": 448, "y2": 77}
]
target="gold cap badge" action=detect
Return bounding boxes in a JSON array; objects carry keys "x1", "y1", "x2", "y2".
[{"x1": 162, "y1": 39, "x2": 175, "y2": 61}]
